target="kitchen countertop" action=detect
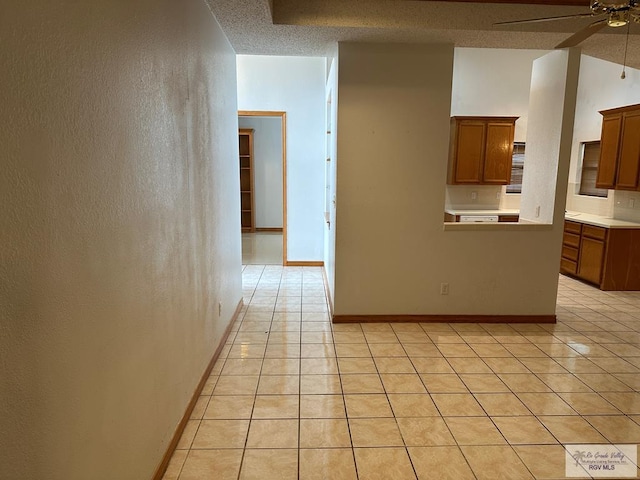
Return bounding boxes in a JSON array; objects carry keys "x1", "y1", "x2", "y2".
[
  {"x1": 445, "y1": 209, "x2": 520, "y2": 216},
  {"x1": 564, "y1": 211, "x2": 640, "y2": 229}
]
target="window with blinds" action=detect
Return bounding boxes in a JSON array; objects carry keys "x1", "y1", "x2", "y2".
[
  {"x1": 579, "y1": 141, "x2": 608, "y2": 198},
  {"x1": 506, "y1": 142, "x2": 525, "y2": 194}
]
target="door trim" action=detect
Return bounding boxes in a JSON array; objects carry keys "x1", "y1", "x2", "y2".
[{"x1": 238, "y1": 110, "x2": 287, "y2": 265}]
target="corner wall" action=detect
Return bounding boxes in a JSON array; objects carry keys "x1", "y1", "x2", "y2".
[
  {"x1": 0, "y1": 1, "x2": 242, "y2": 479},
  {"x1": 237, "y1": 55, "x2": 326, "y2": 261},
  {"x1": 334, "y1": 42, "x2": 573, "y2": 317}
]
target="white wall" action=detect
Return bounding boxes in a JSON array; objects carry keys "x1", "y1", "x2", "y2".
[
  {"x1": 334, "y1": 42, "x2": 570, "y2": 317},
  {"x1": 520, "y1": 49, "x2": 581, "y2": 225},
  {"x1": 568, "y1": 55, "x2": 640, "y2": 221},
  {"x1": 449, "y1": 48, "x2": 547, "y2": 210},
  {"x1": 237, "y1": 55, "x2": 326, "y2": 261},
  {"x1": 239, "y1": 116, "x2": 283, "y2": 228},
  {"x1": 0, "y1": 2, "x2": 242, "y2": 479}
]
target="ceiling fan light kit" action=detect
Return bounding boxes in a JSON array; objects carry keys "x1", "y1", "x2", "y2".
[{"x1": 494, "y1": 0, "x2": 638, "y2": 47}]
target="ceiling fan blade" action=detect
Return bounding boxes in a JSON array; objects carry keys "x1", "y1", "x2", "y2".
[
  {"x1": 555, "y1": 19, "x2": 608, "y2": 48},
  {"x1": 494, "y1": 12, "x2": 596, "y2": 26}
]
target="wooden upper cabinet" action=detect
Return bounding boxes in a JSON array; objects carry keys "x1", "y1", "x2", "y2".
[
  {"x1": 596, "y1": 104, "x2": 640, "y2": 191},
  {"x1": 448, "y1": 116, "x2": 517, "y2": 185},
  {"x1": 617, "y1": 110, "x2": 640, "y2": 190},
  {"x1": 595, "y1": 114, "x2": 621, "y2": 189}
]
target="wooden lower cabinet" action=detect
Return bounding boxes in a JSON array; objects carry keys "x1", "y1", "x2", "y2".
[{"x1": 561, "y1": 220, "x2": 640, "y2": 290}]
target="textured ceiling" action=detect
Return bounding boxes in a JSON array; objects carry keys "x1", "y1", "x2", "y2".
[{"x1": 208, "y1": 0, "x2": 640, "y2": 69}]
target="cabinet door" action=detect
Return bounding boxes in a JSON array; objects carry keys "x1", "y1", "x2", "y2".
[
  {"x1": 596, "y1": 114, "x2": 622, "y2": 189},
  {"x1": 616, "y1": 111, "x2": 640, "y2": 190},
  {"x1": 483, "y1": 122, "x2": 515, "y2": 184},
  {"x1": 453, "y1": 121, "x2": 485, "y2": 184},
  {"x1": 578, "y1": 237, "x2": 605, "y2": 286}
]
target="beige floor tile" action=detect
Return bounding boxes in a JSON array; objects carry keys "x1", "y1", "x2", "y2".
[
  {"x1": 213, "y1": 375, "x2": 259, "y2": 395},
  {"x1": 300, "y1": 374, "x2": 342, "y2": 394},
  {"x1": 178, "y1": 449, "x2": 243, "y2": 480},
  {"x1": 362, "y1": 323, "x2": 395, "y2": 333},
  {"x1": 300, "y1": 343, "x2": 335, "y2": 358},
  {"x1": 365, "y1": 332, "x2": 401, "y2": 343},
  {"x1": 573, "y1": 372, "x2": 633, "y2": 392},
  {"x1": 380, "y1": 373, "x2": 427, "y2": 393},
  {"x1": 176, "y1": 420, "x2": 200, "y2": 450},
  {"x1": 334, "y1": 343, "x2": 371, "y2": 357},
  {"x1": 482, "y1": 357, "x2": 530, "y2": 373},
  {"x1": 516, "y1": 392, "x2": 577, "y2": 415},
  {"x1": 252, "y1": 394, "x2": 299, "y2": 419},
  {"x1": 459, "y1": 373, "x2": 510, "y2": 393},
  {"x1": 590, "y1": 356, "x2": 640, "y2": 373},
  {"x1": 492, "y1": 416, "x2": 557, "y2": 445},
  {"x1": 374, "y1": 356, "x2": 416, "y2": 373},
  {"x1": 387, "y1": 393, "x2": 440, "y2": 417},
  {"x1": 191, "y1": 419, "x2": 249, "y2": 449},
  {"x1": 445, "y1": 416, "x2": 506, "y2": 445},
  {"x1": 437, "y1": 343, "x2": 478, "y2": 357},
  {"x1": 520, "y1": 353, "x2": 569, "y2": 369},
  {"x1": 332, "y1": 331, "x2": 366, "y2": 344},
  {"x1": 599, "y1": 391, "x2": 640, "y2": 414},
  {"x1": 429, "y1": 333, "x2": 464, "y2": 344},
  {"x1": 354, "y1": 447, "x2": 417, "y2": 480},
  {"x1": 300, "y1": 394, "x2": 346, "y2": 418},
  {"x1": 411, "y1": 357, "x2": 454, "y2": 373},
  {"x1": 301, "y1": 331, "x2": 333, "y2": 344},
  {"x1": 234, "y1": 332, "x2": 269, "y2": 344},
  {"x1": 300, "y1": 357, "x2": 338, "y2": 375},
  {"x1": 498, "y1": 373, "x2": 553, "y2": 392},
  {"x1": 402, "y1": 343, "x2": 442, "y2": 357},
  {"x1": 344, "y1": 394, "x2": 394, "y2": 418},
  {"x1": 447, "y1": 357, "x2": 493, "y2": 373},
  {"x1": 200, "y1": 375, "x2": 219, "y2": 396},
  {"x1": 555, "y1": 357, "x2": 606, "y2": 374},
  {"x1": 396, "y1": 332, "x2": 433, "y2": 344},
  {"x1": 460, "y1": 333, "x2": 497, "y2": 344},
  {"x1": 264, "y1": 343, "x2": 301, "y2": 359},
  {"x1": 474, "y1": 393, "x2": 531, "y2": 416},
  {"x1": 514, "y1": 445, "x2": 589, "y2": 480},
  {"x1": 557, "y1": 392, "x2": 621, "y2": 415},
  {"x1": 538, "y1": 415, "x2": 608, "y2": 444},
  {"x1": 299, "y1": 418, "x2": 352, "y2": 448},
  {"x1": 299, "y1": 448, "x2": 357, "y2": 480},
  {"x1": 261, "y1": 358, "x2": 300, "y2": 375},
  {"x1": 408, "y1": 446, "x2": 475, "y2": 480},
  {"x1": 460, "y1": 445, "x2": 534, "y2": 480},
  {"x1": 349, "y1": 418, "x2": 404, "y2": 447},
  {"x1": 420, "y1": 374, "x2": 468, "y2": 393},
  {"x1": 337, "y1": 357, "x2": 377, "y2": 374},
  {"x1": 615, "y1": 373, "x2": 640, "y2": 390},
  {"x1": 341, "y1": 374, "x2": 385, "y2": 394},
  {"x1": 431, "y1": 393, "x2": 486, "y2": 416},
  {"x1": 239, "y1": 449, "x2": 298, "y2": 480},
  {"x1": 536, "y1": 373, "x2": 592, "y2": 392},
  {"x1": 245, "y1": 419, "x2": 298, "y2": 448},
  {"x1": 393, "y1": 323, "x2": 426, "y2": 333},
  {"x1": 504, "y1": 343, "x2": 548, "y2": 358},
  {"x1": 397, "y1": 417, "x2": 456, "y2": 446},
  {"x1": 228, "y1": 344, "x2": 267, "y2": 359},
  {"x1": 257, "y1": 375, "x2": 299, "y2": 395},
  {"x1": 332, "y1": 324, "x2": 363, "y2": 333},
  {"x1": 491, "y1": 334, "x2": 531, "y2": 344},
  {"x1": 585, "y1": 414, "x2": 640, "y2": 443},
  {"x1": 368, "y1": 343, "x2": 407, "y2": 357},
  {"x1": 469, "y1": 343, "x2": 513, "y2": 357},
  {"x1": 203, "y1": 395, "x2": 255, "y2": 419},
  {"x1": 190, "y1": 396, "x2": 210, "y2": 420},
  {"x1": 162, "y1": 449, "x2": 187, "y2": 480}
]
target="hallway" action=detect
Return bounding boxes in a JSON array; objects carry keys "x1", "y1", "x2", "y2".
[{"x1": 162, "y1": 266, "x2": 640, "y2": 480}]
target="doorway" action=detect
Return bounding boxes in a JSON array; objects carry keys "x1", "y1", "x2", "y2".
[{"x1": 238, "y1": 111, "x2": 287, "y2": 265}]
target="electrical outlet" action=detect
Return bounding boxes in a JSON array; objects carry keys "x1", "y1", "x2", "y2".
[
  {"x1": 535, "y1": 205, "x2": 540, "y2": 218},
  {"x1": 629, "y1": 198, "x2": 636, "y2": 208},
  {"x1": 218, "y1": 302, "x2": 222, "y2": 316},
  {"x1": 496, "y1": 191, "x2": 501, "y2": 200},
  {"x1": 440, "y1": 283, "x2": 449, "y2": 295},
  {"x1": 471, "y1": 192, "x2": 477, "y2": 200}
]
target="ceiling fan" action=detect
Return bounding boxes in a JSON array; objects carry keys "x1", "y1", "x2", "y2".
[{"x1": 494, "y1": 0, "x2": 639, "y2": 48}]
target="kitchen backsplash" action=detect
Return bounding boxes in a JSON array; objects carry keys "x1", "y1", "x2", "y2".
[
  {"x1": 445, "y1": 185, "x2": 502, "y2": 210},
  {"x1": 613, "y1": 190, "x2": 640, "y2": 222}
]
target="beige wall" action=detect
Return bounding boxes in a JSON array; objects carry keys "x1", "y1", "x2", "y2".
[
  {"x1": 0, "y1": 1, "x2": 241, "y2": 479},
  {"x1": 333, "y1": 43, "x2": 573, "y2": 316}
]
